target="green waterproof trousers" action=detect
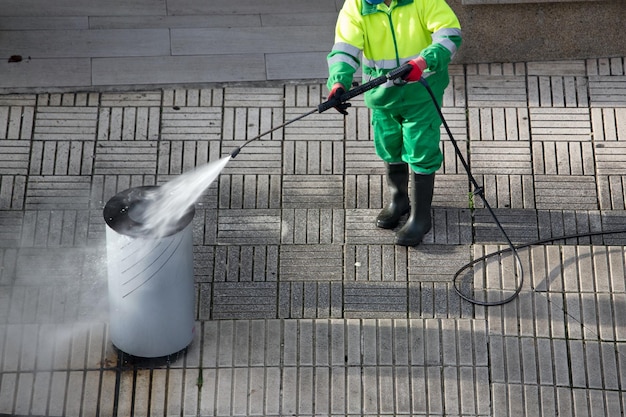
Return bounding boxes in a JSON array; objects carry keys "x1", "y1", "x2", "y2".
[{"x1": 371, "y1": 91, "x2": 443, "y2": 175}]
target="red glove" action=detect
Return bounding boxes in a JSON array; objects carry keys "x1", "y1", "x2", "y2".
[
  {"x1": 328, "y1": 83, "x2": 351, "y2": 115},
  {"x1": 403, "y1": 56, "x2": 428, "y2": 82}
]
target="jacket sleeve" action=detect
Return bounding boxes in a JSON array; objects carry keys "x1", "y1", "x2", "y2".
[
  {"x1": 327, "y1": 3, "x2": 363, "y2": 91},
  {"x1": 418, "y1": 0, "x2": 462, "y2": 73}
]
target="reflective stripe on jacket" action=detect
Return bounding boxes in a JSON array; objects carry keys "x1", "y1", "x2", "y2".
[{"x1": 327, "y1": 0, "x2": 461, "y2": 109}]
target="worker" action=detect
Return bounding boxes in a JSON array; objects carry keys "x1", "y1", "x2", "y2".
[{"x1": 326, "y1": 0, "x2": 461, "y2": 246}]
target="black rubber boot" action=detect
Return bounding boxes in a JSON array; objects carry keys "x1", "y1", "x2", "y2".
[
  {"x1": 376, "y1": 163, "x2": 410, "y2": 229},
  {"x1": 395, "y1": 172, "x2": 434, "y2": 246}
]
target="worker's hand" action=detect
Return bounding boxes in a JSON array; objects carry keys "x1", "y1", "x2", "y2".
[
  {"x1": 403, "y1": 56, "x2": 428, "y2": 82},
  {"x1": 328, "y1": 83, "x2": 351, "y2": 115}
]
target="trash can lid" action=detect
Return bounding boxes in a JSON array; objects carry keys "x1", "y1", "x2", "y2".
[{"x1": 103, "y1": 186, "x2": 195, "y2": 238}]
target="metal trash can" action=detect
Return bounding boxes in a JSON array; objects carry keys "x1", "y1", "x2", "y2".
[{"x1": 103, "y1": 186, "x2": 195, "y2": 358}]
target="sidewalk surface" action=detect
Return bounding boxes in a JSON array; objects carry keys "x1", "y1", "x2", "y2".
[{"x1": 1, "y1": 1, "x2": 626, "y2": 416}]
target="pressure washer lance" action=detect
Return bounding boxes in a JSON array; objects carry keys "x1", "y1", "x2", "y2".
[{"x1": 229, "y1": 62, "x2": 413, "y2": 158}]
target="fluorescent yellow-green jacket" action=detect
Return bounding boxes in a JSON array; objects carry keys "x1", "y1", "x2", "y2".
[{"x1": 327, "y1": 0, "x2": 461, "y2": 109}]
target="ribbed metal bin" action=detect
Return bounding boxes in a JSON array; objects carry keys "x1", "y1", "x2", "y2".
[{"x1": 103, "y1": 186, "x2": 195, "y2": 358}]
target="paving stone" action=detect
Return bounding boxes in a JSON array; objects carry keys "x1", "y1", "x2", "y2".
[
  {"x1": 282, "y1": 208, "x2": 345, "y2": 245},
  {"x1": 166, "y1": 88, "x2": 223, "y2": 107},
  {"x1": 222, "y1": 106, "x2": 282, "y2": 145},
  {"x1": 528, "y1": 75, "x2": 589, "y2": 108},
  {"x1": 345, "y1": 244, "x2": 407, "y2": 282},
  {"x1": 212, "y1": 282, "x2": 277, "y2": 319},
  {"x1": 0, "y1": 176, "x2": 26, "y2": 210},
  {"x1": 466, "y1": 62, "x2": 526, "y2": 77},
  {"x1": 530, "y1": 107, "x2": 592, "y2": 141},
  {"x1": 285, "y1": 84, "x2": 328, "y2": 108},
  {"x1": 283, "y1": 140, "x2": 344, "y2": 175},
  {"x1": 0, "y1": 95, "x2": 37, "y2": 107},
  {"x1": 278, "y1": 282, "x2": 343, "y2": 318},
  {"x1": 589, "y1": 75, "x2": 626, "y2": 107},
  {"x1": 161, "y1": 106, "x2": 222, "y2": 141},
  {"x1": 279, "y1": 245, "x2": 343, "y2": 281},
  {"x1": 158, "y1": 141, "x2": 223, "y2": 177},
  {"x1": 28, "y1": 371, "x2": 51, "y2": 415},
  {"x1": 0, "y1": 106, "x2": 34, "y2": 139},
  {"x1": 532, "y1": 141, "x2": 595, "y2": 175},
  {"x1": 468, "y1": 107, "x2": 530, "y2": 142},
  {"x1": 345, "y1": 106, "x2": 372, "y2": 143},
  {"x1": 443, "y1": 66, "x2": 467, "y2": 108},
  {"x1": 595, "y1": 142, "x2": 626, "y2": 176},
  {"x1": 99, "y1": 91, "x2": 162, "y2": 107},
  {"x1": 596, "y1": 57, "x2": 626, "y2": 76},
  {"x1": 466, "y1": 75, "x2": 528, "y2": 107},
  {"x1": 473, "y1": 174, "x2": 535, "y2": 209},
  {"x1": 217, "y1": 173, "x2": 280, "y2": 210},
  {"x1": 409, "y1": 282, "x2": 474, "y2": 319},
  {"x1": 440, "y1": 130, "x2": 470, "y2": 175},
  {"x1": 598, "y1": 211, "x2": 626, "y2": 246},
  {"x1": 0, "y1": 373, "x2": 17, "y2": 413},
  {"x1": 25, "y1": 176, "x2": 92, "y2": 210},
  {"x1": 93, "y1": 140, "x2": 158, "y2": 175},
  {"x1": 29, "y1": 140, "x2": 95, "y2": 176},
  {"x1": 0, "y1": 249, "x2": 17, "y2": 286},
  {"x1": 343, "y1": 282, "x2": 407, "y2": 318},
  {"x1": 534, "y1": 175, "x2": 598, "y2": 210},
  {"x1": 220, "y1": 140, "x2": 283, "y2": 175},
  {"x1": 473, "y1": 208, "x2": 539, "y2": 245},
  {"x1": 217, "y1": 208, "x2": 281, "y2": 245},
  {"x1": 33, "y1": 107, "x2": 98, "y2": 141},
  {"x1": 345, "y1": 174, "x2": 383, "y2": 210},
  {"x1": 408, "y1": 244, "x2": 471, "y2": 282},
  {"x1": 282, "y1": 175, "x2": 344, "y2": 209},
  {"x1": 469, "y1": 141, "x2": 532, "y2": 175},
  {"x1": 98, "y1": 107, "x2": 160, "y2": 142},
  {"x1": 536, "y1": 210, "x2": 604, "y2": 245},
  {"x1": 210, "y1": 245, "x2": 278, "y2": 283},
  {"x1": 590, "y1": 108, "x2": 626, "y2": 141},
  {"x1": 35, "y1": 92, "x2": 99, "y2": 107},
  {"x1": 432, "y1": 174, "x2": 471, "y2": 209},
  {"x1": 527, "y1": 60, "x2": 587, "y2": 76},
  {"x1": 345, "y1": 209, "x2": 398, "y2": 245},
  {"x1": 284, "y1": 108, "x2": 344, "y2": 142},
  {"x1": 344, "y1": 141, "x2": 384, "y2": 175},
  {"x1": 223, "y1": 86, "x2": 285, "y2": 108}
]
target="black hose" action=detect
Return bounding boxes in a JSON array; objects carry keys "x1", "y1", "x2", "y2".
[{"x1": 418, "y1": 77, "x2": 626, "y2": 306}]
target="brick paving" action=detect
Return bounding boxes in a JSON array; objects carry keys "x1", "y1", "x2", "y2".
[{"x1": 1, "y1": 35, "x2": 626, "y2": 417}]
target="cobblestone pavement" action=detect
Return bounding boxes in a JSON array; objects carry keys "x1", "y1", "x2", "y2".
[{"x1": 1, "y1": 57, "x2": 626, "y2": 416}]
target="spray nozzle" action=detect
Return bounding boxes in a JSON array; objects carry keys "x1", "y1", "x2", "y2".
[{"x1": 230, "y1": 147, "x2": 241, "y2": 158}]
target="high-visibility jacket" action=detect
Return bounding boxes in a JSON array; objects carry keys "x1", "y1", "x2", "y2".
[{"x1": 327, "y1": 0, "x2": 461, "y2": 109}]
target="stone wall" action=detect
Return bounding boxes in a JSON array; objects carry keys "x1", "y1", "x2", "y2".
[{"x1": 449, "y1": 0, "x2": 626, "y2": 63}]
